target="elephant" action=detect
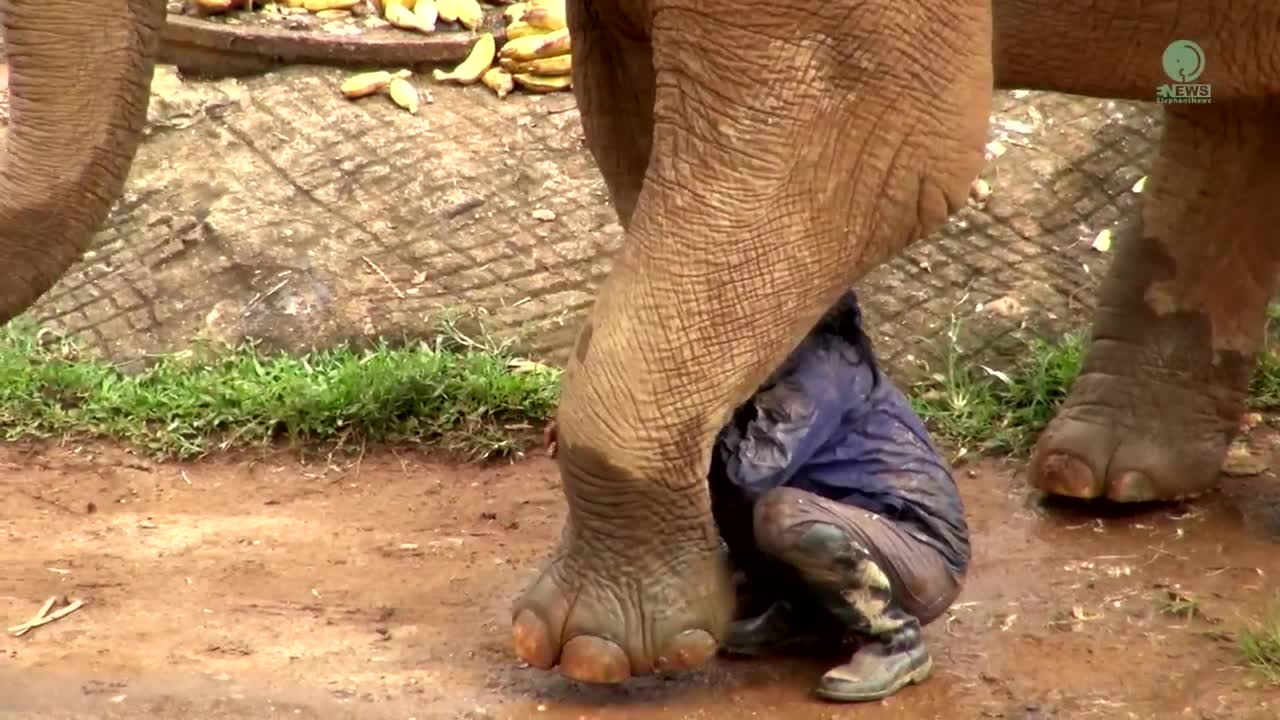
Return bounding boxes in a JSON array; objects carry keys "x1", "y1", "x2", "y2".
[{"x1": 1, "y1": 0, "x2": 1279, "y2": 693}]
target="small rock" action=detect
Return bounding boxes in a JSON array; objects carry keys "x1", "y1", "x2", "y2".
[
  {"x1": 1222, "y1": 444, "x2": 1268, "y2": 477},
  {"x1": 531, "y1": 208, "x2": 557, "y2": 222}
]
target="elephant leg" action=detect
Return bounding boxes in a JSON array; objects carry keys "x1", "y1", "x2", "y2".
[
  {"x1": 1030, "y1": 101, "x2": 1280, "y2": 503},
  {"x1": 512, "y1": 0, "x2": 992, "y2": 683},
  {"x1": 570, "y1": 1, "x2": 654, "y2": 229}
]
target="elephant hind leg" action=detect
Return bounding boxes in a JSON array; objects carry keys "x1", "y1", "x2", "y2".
[
  {"x1": 1030, "y1": 101, "x2": 1280, "y2": 503},
  {"x1": 569, "y1": 1, "x2": 655, "y2": 229}
]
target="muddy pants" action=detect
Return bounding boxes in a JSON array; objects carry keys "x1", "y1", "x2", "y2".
[{"x1": 714, "y1": 484, "x2": 962, "y2": 643}]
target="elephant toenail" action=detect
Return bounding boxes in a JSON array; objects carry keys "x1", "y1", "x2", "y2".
[
  {"x1": 512, "y1": 609, "x2": 556, "y2": 669},
  {"x1": 1107, "y1": 470, "x2": 1157, "y2": 503},
  {"x1": 560, "y1": 635, "x2": 631, "y2": 684},
  {"x1": 1034, "y1": 453, "x2": 1103, "y2": 499},
  {"x1": 655, "y1": 629, "x2": 717, "y2": 672}
]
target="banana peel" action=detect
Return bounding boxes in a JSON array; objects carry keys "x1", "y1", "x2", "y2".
[
  {"x1": 481, "y1": 66, "x2": 515, "y2": 99},
  {"x1": 520, "y1": 4, "x2": 565, "y2": 31},
  {"x1": 386, "y1": 2, "x2": 434, "y2": 32},
  {"x1": 304, "y1": 0, "x2": 359, "y2": 11},
  {"x1": 433, "y1": 32, "x2": 496, "y2": 84},
  {"x1": 454, "y1": 0, "x2": 484, "y2": 30},
  {"x1": 502, "y1": 2, "x2": 526, "y2": 22},
  {"x1": 413, "y1": 0, "x2": 439, "y2": 29},
  {"x1": 499, "y1": 26, "x2": 569, "y2": 61},
  {"x1": 435, "y1": 0, "x2": 459, "y2": 23},
  {"x1": 500, "y1": 53, "x2": 570, "y2": 76},
  {"x1": 339, "y1": 69, "x2": 412, "y2": 99},
  {"x1": 512, "y1": 73, "x2": 571, "y2": 93},
  {"x1": 503, "y1": 20, "x2": 545, "y2": 39},
  {"x1": 389, "y1": 77, "x2": 420, "y2": 113}
]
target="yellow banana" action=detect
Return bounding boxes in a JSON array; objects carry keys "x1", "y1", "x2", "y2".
[
  {"x1": 383, "y1": 0, "x2": 414, "y2": 8},
  {"x1": 520, "y1": 4, "x2": 565, "y2": 31},
  {"x1": 282, "y1": 0, "x2": 307, "y2": 7},
  {"x1": 432, "y1": 32, "x2": 496, "y2": 84},
  {"x1": 502, "y1": 2, "x2": 526, "y2": 22},
  {"x1": 304, "y1": 0, "x2": 359, "y2": 11},
  {"x1": 454, "y1": 0, "x2": 484, "y2": 30},
  {"x1": 386, "y1": 2, "x2": 434, "y2": 32},
  {"x1": 388, "y1": 77, "x2": 420, "y2": 113},
  {"x1": 481, "y1": 66, "x2": 515, "y2": 99},
  {"x1": 501, "y1": 53, "x2": 570, "y2": 76},
  {"x1": 503, "y1": 20, "x2": 544, "y2": 39},
  {"x1": 512, "y1": 73, "x2": 571, "y2": 93},
  {"x1": 435, "y1": 0, "x2": 459, "y2": 22},
  {"x1": 413, "y1": 0, "x2": 439, "y2": 29},
  {"x1": 340, "y1": 70, "x2": 393, "y2": 98},
  {"x1": 499, "y1": 26, "x2": 569, "y2": 61}
]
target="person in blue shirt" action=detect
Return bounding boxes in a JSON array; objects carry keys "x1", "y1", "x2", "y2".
[{"x1": 543, "y1": 289, "x2": 969, "y2": 703}]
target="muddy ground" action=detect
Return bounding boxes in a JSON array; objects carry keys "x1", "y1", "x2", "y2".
[{"x1": 3, "y1": 431, "x2": 1279, "y2": 720}]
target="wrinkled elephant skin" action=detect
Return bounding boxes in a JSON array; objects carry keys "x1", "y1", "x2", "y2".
[
  {"x1": 0, "y1": 0, "x2": 165, "y2": 323},
  {"x1": 1, "y1": 0, "x2": 1278, "y2": 694},
  {"x1": 510, "y1": 0, "x2": 1280, "y2": 685}
]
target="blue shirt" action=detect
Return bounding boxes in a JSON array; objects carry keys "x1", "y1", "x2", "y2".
[{"x1": 711, "y1": 292, "x2": 970, "y2": 576}]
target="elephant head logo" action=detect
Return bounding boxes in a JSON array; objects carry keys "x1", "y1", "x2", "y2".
[{"x1": 1162, "y1": 40, "x2": 1206, "y2": 83}]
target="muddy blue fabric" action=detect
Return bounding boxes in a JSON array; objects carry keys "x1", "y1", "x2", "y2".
[{"x1": 710, "y1": 290, "x2": 970, "y2": 577}]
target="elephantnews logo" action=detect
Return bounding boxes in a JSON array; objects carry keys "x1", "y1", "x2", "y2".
[{"x1": 1157, "y1": 40, "x2": 1212, "y2": 104}]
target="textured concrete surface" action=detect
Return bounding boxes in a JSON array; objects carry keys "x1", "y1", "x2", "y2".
[{"x1": 2, "y1": 62, "x2": 1160, "y2": 377}]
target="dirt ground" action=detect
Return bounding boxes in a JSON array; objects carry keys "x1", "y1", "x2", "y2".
[{"x1": 3, "y1": 430, "x2": 1279, "y2": 720}]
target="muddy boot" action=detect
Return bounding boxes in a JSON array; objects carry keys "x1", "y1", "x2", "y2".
[
  {"x1": 720, "y1": 598, "x2": 849, "y2": 657},
  {"x1": 760, "y1": 519, "x2": 935, "y2": 702},
  {"x1": 815, "y1": 615, "x2": 932, "y2": 702}
]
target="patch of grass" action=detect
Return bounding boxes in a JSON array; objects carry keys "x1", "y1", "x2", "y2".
[
  {"x1": 1152, "y1": 589, "x2": 1203, "y2": 622},
  {"x1": 908, "y1": 316, "x2": 1086, "y2": 456},
  {"x1": 0, "y1": 316, "x2": 561, "y2": 460},
  {"x1": 1237, "y1": 600, "x2": 1280, "y2": 686}
]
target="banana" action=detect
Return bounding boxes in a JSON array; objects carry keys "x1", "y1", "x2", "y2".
[
  {"x1": 498, "y1": 26, "x2": 569, "y2": 61},
  {"x1": 386, "y1": 1, "x2": 434, "y2": 32},
  {"x1": 501, "y1": 53, "x2": 570, "y2": 76},
  {"x1": 413, "y1": 0, "x2": 439, "y2": 29},
  {"x1": 520, "y1": 4, "x2": 565, "y2": 31},
  {"x1": 502, "y1": 2, "x2": 526, "y2": 22},
  {"x1": 340, "y1": 70, "x2": 394, "y2": 99},
  {"x1": 389, "y1": 77, "x2": 420, "y2": 113},
  {"x1": 503, "y1": 20, "x2": 543, "y2": 39},
  {"x1": 435, "y1": 0, "x2": 459, "y2": 22},
  {"x1": 512, "y1": 73, "x2": 571, "y2": 93},
  {"x1": 283, "y1": 0, "x2": 307, "y2": 7},
  {"x1": 432, "y1": 32, "x2": 496, "y2": 84},
  {"x1": 454, "y1": 0, "x2": 484, "y2": 30},
  {"x1": 304, "y1": 0, "x2": 359, "y2": 11},
  {"x1": 481, "y1": 67, "x2": 515, "y2": 99}
]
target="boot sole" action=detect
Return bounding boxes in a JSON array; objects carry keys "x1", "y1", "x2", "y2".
[{"x1": 814, "y1": 654, "x2": 933, "y2": 703}]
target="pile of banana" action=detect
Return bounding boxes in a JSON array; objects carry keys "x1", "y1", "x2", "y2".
[{"x1": 338, "y1": 0, "x2": 570, "y2": 112}]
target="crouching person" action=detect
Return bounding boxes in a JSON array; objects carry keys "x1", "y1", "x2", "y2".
[
  {"x1": 709, "y1": 289, "x2": 969, "y2": 703},
  {"x1": 542, "y1": 289, "x2": 968, "y2": 703}
]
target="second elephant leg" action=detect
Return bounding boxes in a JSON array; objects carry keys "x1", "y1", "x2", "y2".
[{"x1": 1030, "y1": 101, "x2": 1280, "y2": 503}]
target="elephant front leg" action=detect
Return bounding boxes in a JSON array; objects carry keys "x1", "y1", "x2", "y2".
[
  {"x1": 512, "y1": 0, "x2": 992, "y2": 684},
  {"x1": 1030, "y1": 101, "x2": 1280, "y2": 503}
]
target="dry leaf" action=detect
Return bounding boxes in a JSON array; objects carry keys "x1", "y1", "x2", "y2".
[
  {"x1": 985, "y1": 140, "x2": 1007, "y2": 159},
  {"x1": 1091, "y1": 228, "x2": 1113, "y2": 253},
  {"x1": 1132, "y1": 176, "x2": 1147, "y2": 193}
]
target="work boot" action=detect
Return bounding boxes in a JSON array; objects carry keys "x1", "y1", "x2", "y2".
[
  {"x1": 816, "y1": 620, "x2": 932, "y2": 702},
  {"x1": 720, "y1": 599, "x2": 850, "y2": 657}
]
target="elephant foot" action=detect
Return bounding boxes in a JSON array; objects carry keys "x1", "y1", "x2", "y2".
[
  {"x1": 1028, "y1": 322, "x2": 1251, "y2": 503},
  {"x1": 511, "y1": 537, "x2": 735, "y2": 683}
]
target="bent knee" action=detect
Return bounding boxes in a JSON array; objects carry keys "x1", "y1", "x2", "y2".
[{"x1": 751, "y1": 487, "x2": 826, "y2": 557}]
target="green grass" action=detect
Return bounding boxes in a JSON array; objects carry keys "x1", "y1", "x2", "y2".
[
  {"x1": 0, "y1": 317, "x2": 561, "y2": 460},
  {"x1": 1238, "y1": 600, "x2": 1280, "y2": 686},
  {"x1": 4, "y1": 306, "x2": 1280, "y2": 461}
]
